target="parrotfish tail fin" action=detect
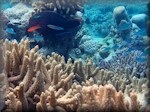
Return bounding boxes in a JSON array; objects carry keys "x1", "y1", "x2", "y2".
[
  {"x1": 66, "y1": 18, "x2": 83, "y2": 29},
  {"x1": 28, "y1": 25, "x2": 41, "y2": 32}
]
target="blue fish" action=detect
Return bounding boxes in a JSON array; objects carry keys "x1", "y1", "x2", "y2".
[
  {"x1": 30, "y1": 35, "x2": 44, "y2": 43},
  {"x1": 140, "y1": 46, "x2": 150, "y2": 56},
  {"x1": 117, "y1": 20, "x2": 131, "y2": 31},
  {"x1": 6, "y1": 28, "x2": 16, "y2": 35},
  {"x1": 135, "y1": 29, "x2": 147, "y2": 36},
  {"x1": 112, "y1": 44, "x2": 118, "y2": 49},
  {"x1": 28, "y1": 11, "x2": 83, "y2": 37},
  {"x1": 102, "y1": 47, "x2": 111, "y2": 52},
  {"x1": 126, "y1": 47, "x2": 134, "y2": 52},
  {"x1": 134, "y1": 57, "x2": 147, "y2": 63}
]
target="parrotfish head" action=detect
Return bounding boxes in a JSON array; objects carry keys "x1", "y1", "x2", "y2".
[
  {"x1": 29, "y1": 15, "x2": 41, "y2": 27},
  {"x1": 28, "y1": 15, "x2": 43, "y2": 32}
]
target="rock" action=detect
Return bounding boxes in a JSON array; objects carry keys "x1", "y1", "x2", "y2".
[{"x1": 131, "y1": 14, "x2": 148, "y2": 29}]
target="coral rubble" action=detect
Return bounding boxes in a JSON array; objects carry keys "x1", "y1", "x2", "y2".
[{"x1": 0, "y1": 39, "x2": 149, "y2": 111}]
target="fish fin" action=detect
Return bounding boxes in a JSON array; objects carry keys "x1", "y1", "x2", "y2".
[
  {"x1": 47, "y1": 24, "x2": 64, "y2": 30},
  {"x1": 28, "y1": 25, "x2": 41, "y2": 32},
  {"x1": 33, "y1": 15, "x2": 41, "y2": 19}
]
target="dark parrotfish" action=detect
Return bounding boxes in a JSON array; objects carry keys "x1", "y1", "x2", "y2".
[{"x1": 28, "y1": 11, "x2": 83, "y2": 37}]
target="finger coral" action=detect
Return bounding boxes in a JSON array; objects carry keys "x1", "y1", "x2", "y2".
[
  {"x1": 0, "y1": 39, "x2": 149, "y2": 111},
  {"x1": 0, "y1": 40, "x2": 7, "y2": 110}
]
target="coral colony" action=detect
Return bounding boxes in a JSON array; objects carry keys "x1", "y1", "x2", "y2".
[{"x1": 0, "y1": 0, "x2": 150, "y2": 112}]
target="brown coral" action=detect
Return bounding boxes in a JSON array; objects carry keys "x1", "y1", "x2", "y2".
[
  {"x1": 32, "y1": 0, "x2": 86, "y2": 18},
  {"x1": 0, "y1": 39, "x2": 149, "y2": 112}
]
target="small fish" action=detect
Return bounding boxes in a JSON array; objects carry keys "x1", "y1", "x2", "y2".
[
  {"x1": 134, "y1": 29, "x2": 147, "y2": 36},
  {"x1": 102, "y1": 47, "x2": 111, "y2": 52},
  {"x1": 140, "y1": 46, "x2": 150, "y2": 56},
  {"x1": 33, "y1": 15, "x2": 41, "y2": 19},
  {"x1": 6, "y1": 28, "x2": 16, "y2": 35},
  {"x1": 30, "y1": 35, "x2": 44, "y2": 43},
  {"x1": 144, "y1": 46, "x2": 150, "y2": 54},
  {"x1": 134, "y1": 57, "x2": 147, "y2": 63},
  {"x1": 126, "y1": 47, "x2": 134, "y2": 52},
  {"x1": 118, "y1": 20, "x2": 131, "y2": 31},
  {"x1": 111, "y1": 44, "x2": 118, "y2": 49},
  {"x1": 12, "y1": 22, "x2": 22, "y2": 25}
]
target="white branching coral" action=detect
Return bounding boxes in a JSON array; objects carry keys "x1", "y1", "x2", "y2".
[{"x1": 32, "y1": 0, "x2": 86, "y2": 18}]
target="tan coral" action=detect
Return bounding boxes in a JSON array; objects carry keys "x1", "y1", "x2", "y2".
[
  {"x1": 0, "y1": 39, "x2": 149, "y2": 112},
  {"x1": 75, "y1": 84, "x2": 143, "y2": 112}
]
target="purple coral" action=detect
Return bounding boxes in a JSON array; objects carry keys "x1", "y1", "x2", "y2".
[{"x1": 98, "y1": 50, "x2": 148, "y2": 78}]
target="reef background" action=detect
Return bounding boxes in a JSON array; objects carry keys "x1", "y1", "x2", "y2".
[{"x1": 0, "y1": 0, "x2": 150, "y2": 112}]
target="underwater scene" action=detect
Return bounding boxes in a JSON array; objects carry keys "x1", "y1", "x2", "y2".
[{"x1": 0, "y1": 0, "x2": 150, "y2": 112}]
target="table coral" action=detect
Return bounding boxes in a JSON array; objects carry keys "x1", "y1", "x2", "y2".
[{"x1": 0, "y1": 39, "x2": 149, "y2": 112}]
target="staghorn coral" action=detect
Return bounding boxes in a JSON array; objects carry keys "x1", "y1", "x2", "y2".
[
  {"x1": 98, "y1": 50, "x2": 148, "y2": 78},
  {"x1": 31, "y1": 0, "x2": 86, "y2": 18},
  {"x1": 0, "y1": 39, "x2": 149, "y2": 111},
  {"x1": 0, "y1": 40, "x2": 7, "y2": 110},
  {"x1": 74, "y1": 84, "x2": 143, "y2": 112},
  {"x1": 2, "y1": 39, "x2": 76, "y2": 111}
]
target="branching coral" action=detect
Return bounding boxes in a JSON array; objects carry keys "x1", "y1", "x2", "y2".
[
  {"x1": 0, "y1": 40, "x2": 8, "y2": 110},
  {"x1": 74, "y1": 84, "x2": 141, "y2": 112},
  {"x1": 31, "y1": 0, "x2": 86, "y2": 18},
  {"x1": 99, "y1": 50, "x2": 148, "y2": 78},
  {"x1": 0, "y1": 39, "x2": 149, "y2": 111}
]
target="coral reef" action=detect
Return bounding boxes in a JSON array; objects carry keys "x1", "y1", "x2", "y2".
[
  {"x1": 79, "y1": 37, "x2": 101, "y2": 54},
  {"x1": 83, "y1": 4, "x2": 113, "y2": 37},
  {"x1": 99, "y1": 50, "x2": 148, "y2": 78},
  {"x1": 31, "y1": 0, "x2": 86, "y2": 18},
  {"x1": 0, "y1": 39, "x2": 149, "y2": 111},
  {"x1": 0, "y1": 41, "x2": 7, "y2": 110},
  {"x1": 113, "y1": 6, "x2": 132, "y2": 39},
  {"x1": 3, "y1": 3, "x2": 33, "y2": 40},
  {"x1": 3, "y1": 3, "x2": 33, "y2": 26},
  {"x1": 1, "y1": 1, "x2": 150, "y2": 111}
]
